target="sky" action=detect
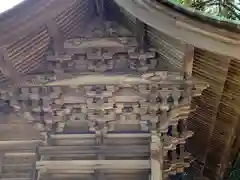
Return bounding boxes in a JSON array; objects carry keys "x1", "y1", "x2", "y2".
[{"x1": 0, "y1": 0, "x2": 24, "y2": 13}]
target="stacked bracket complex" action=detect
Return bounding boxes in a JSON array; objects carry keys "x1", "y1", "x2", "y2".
[
  {"x1": 104, "y1": 0, "x2": 240, "y2": 179},
  {"x1": 0, "y1": 19, "x2": 207, "y2": 180}
]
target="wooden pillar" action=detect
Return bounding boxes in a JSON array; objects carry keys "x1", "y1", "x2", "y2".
[
  {"x1": 151, "y1": 131, "x2": 163, "y2": 180},
  {"x1": 136, "y1": 19, "x2": 146, "y2": 50},
  {"x1": 46, "y1": 19, "x2": 64, "y2": 55},
  {"x1": 183, "y1": 44, "x2": 194, "y2": 78}
]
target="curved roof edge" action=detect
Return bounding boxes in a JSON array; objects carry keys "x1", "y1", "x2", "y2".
[{"x1": 114, "y1": 0, "x2": 240, "y2": 59}]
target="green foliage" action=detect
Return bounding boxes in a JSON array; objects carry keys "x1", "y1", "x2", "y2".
[
  {"x1": 228, "y1": 168, "x2": 240, "y2": 180},
  {"x1": 170, "y1": 0, "x2": 240, "y2": 21}
]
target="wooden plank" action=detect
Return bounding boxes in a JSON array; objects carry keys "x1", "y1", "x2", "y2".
[
  {"x1": 40, "y1": 145, "x2": 149, "y2": 152},
  {"x1": 49, "y1": 133, "x2": 150, "y2": 139},
  {"x1": 4, "y1": 152, "x2": 36, "y2": 157},
  {"x1": 50, "y1": 134, "x2": 96, "y2": 139},
  {"x1": 0, "y1": 172, "x2": 32, "y2": 179},
  {"x1": 39, "y1": 145, "x2": 149, "y2": 158},
  {"x1": 64, "y1": 37, "x2": 137, "y2": 49},
  {"x1": 3, "y1": 164, "x2": 33, "y2": 171},
  {"x1": 0, "y1": 140, "x2": 41, "y2": 150},
  {"x1": 36, "y1": 160, "x2": 150, "y2": 170},
  {"x1": 105, "y1": 133, "x2": 150, "y2": 138}
]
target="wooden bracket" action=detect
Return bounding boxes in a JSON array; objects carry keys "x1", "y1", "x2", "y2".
[
  {"x1": 183, "y1": 44, "x2": 194, "y2": 78},
  {"x1": 46, "y1": 19, "x2": 64, "y2": 55},
  {"x1": 0, "y1": 47, "x2": 21, "y2": 83}
]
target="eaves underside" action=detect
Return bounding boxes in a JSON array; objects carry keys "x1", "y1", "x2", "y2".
[{"x1": 114, "y1": 0, "x2": 240, "y2": 59}]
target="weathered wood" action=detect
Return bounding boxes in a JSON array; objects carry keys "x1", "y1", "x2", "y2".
[
  {"x1": 114, "y1": 0, "x2": 240, "y2": 59},
  {"x1": 136, "y1": 19, "x2": 146, "y2": 50},
  {"x1": 0, "y1": 9, "x2": 208, "y2": 180},
  {"x1": 151, "y1": 132, "x2": 163, "y2": 180},
  {"x1": 36, "y1": 160, "x2": 150, "y2": 170},
  {"x1": 4, "y1": 152, "x2": 36, "y2": 157},
  {"x1": 46, "y1": 19, "x2": 64, "y2": 55},
  {"x1": 183, "y1": 44, "x2": 194, "y2": 77},
  {"x1": 0, "y1": 48, "x2": 20, "y2": 83},
  {"x1": 0, "y1": 140, "x2": 41, "y2": 149},
  {"x1": 39, "y1": 145, "x2": 149, "y2": 154}
]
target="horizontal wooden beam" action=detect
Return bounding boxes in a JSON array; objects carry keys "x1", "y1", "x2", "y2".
[
  {"x1": 64, "y1": 37, "x2": 137, "y2": 49},
  {"x1": 4, "y1": 152, "x2": 36, "y2": 157},
  {"x1": 0, "y1": 178, "x2": 32, "y2": 180},
  {"x1": 104, "y1": 133, "x2": 150, "y2": 138},
  {"x1": 0, "y1": 140, "x2": 41, "y2": 150},
  {"x1": 50, "y1": 134, "x2": 96, "y2": 139},
  {"x1": 36, "y1": 160, "x2": 150, "y2": 170},
  {"x1": 49, "y1": 133, "x2": 150, "y2": 139},
  {"x1": 39, "y1": 145, "x2": 149, "y2": 153}
]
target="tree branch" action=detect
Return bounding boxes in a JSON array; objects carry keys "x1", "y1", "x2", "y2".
[
  {"x1": 229, "y1": 2, "x2": 240, "y2": 12},
  {"x1": 223, "y1": 4, "x2": 240, "y2": 20},
  {"x1": 191, "y1": 0, "x2": 215, "y2": 8}
]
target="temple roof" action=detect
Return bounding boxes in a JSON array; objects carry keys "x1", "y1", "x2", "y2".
[
  {"x1": 0, "y1": 0, "x2": 239, "y2": 84},
  {"x1": 0, "y1": 1, "x2": 239, "y2": 180},
  {"x1": 0, "y1": 0, "x2": 94, "y2": 82},
  {"x1": 115, "y1": 0, "x2": 240, "y2": 59}
]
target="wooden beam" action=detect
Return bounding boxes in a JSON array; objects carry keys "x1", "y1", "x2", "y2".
[
  {"x1": 50, "y1": 134, "x2": 96, "y2": 139},
  {"x1": 49, "y1": 133, "x2": 150, "y2": 139},
  {"x1": 46, "y1": 19, "x2": 64, "y2": 55},
  {"x1": 4, "y1": 152, "x2": 36, "y2": 157},
  {"x1": 151, "y1": 131, "x2": 163, "y2": 180},
  {"x1": 0, "y1": 178, "x2": 32, "y2": 180},
  {"x1": 105, "y1": 133, "x2": 150, "y2": 138},
  {"x1": 183, "y1": 44, "x2": 194, "y2": 77},
  {"x1": 0, "y1": 140, "x2": 41, "y2": 146},
  {"x1": 0, "y1": 140, "x2": 41, "y2": 150},
  {"x1": 45, "y1": 72, "x2": 187, "y2": 87},
  {"x1": 136, "y1": 19, "x2": 146, "y2": 50},
  {"x1": 39, "y1": 145, "x2": 149, "y2": 155},
  {"x1": 36, "y1": 160, "x2": 150, "y2": 170}
]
